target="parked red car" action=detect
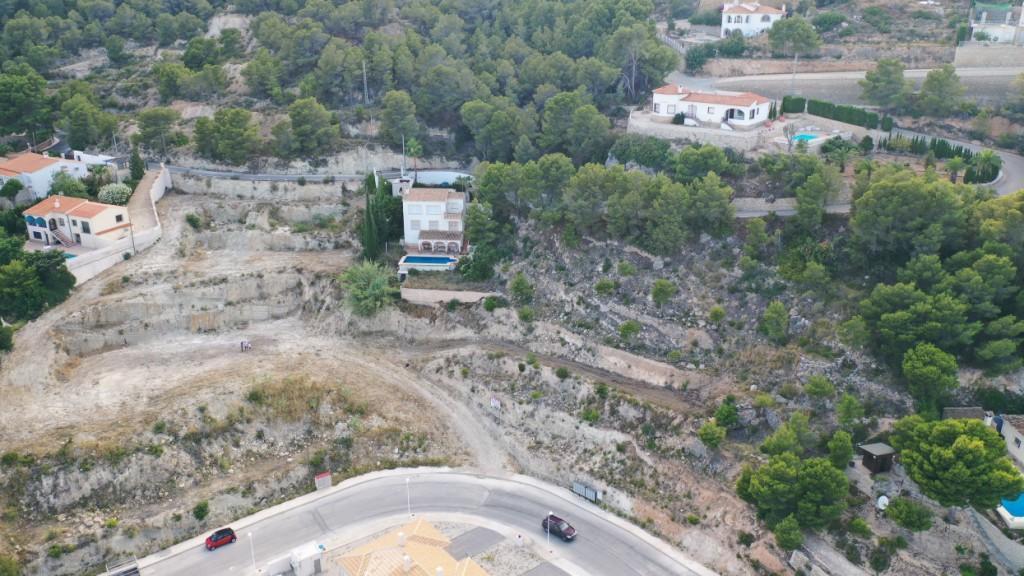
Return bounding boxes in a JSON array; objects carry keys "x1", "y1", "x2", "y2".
[
  {"x1": 205, "y1": 528, "x2": 237, "y2": 551},
  {"x1": 541, "y1": 514, "x2": 577, "y2": 541}
]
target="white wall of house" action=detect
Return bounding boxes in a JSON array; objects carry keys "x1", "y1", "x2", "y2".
[
  {"x1": 652, "y1": 93, "x2": 769, "y2": 127},
  {"x1": 403, "y1": 198, "x2": 464, "y2": 245},
  {"x1": 999, "y1": 418, "x2": 1024, "y2": 470},
  {"x1": 26, "y1": 206, "x2": 129, "y2": 250},
  {"x1": 721, "y1": 10, "x2": 783, "y2": 37},
  {"x1": 21, "y1": 161, "x2": 90, "y2": 199}
]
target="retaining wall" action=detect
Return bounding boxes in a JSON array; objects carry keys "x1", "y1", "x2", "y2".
[
  {"x1": 400, "y1": 287, "x2": 497, "y2": 305},
  {"x1": 172, "y1": 173, "x2": 358, "y2": 202}
]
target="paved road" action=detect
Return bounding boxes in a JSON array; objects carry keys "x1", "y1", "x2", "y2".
[
  {"x1": 710, "y1": 67, "x2": 1024, "y2": 107},
  {"x1": 892, "y1": 127, "x2": 1024, "y2": 197},
  {"x1": 137, "y1": 469, "x2": 715, "y2": 576}
]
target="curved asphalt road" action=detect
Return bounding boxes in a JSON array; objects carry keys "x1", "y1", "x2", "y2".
[{"x1": 137, "y1": 469, "x2": 715, "y2": 576}]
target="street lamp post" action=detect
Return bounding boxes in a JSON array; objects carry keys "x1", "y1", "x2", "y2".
[
  {"x1": 248, "y1": 532, "x2": 256, "y2": 571},
  {"x1": 546, "y1": 511, "x2": 552, "y2": 550}
]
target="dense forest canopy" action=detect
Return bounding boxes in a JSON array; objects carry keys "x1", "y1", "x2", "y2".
[{"x1": 0, "y1": 0, "x2": 678, "y2": 165}]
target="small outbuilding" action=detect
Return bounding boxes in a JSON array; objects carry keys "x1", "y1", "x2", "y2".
[{"x1": 858, "y1": 442, "x2": 896, "y2": 474}]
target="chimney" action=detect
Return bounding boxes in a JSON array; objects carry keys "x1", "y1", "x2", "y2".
[
  {"x1": 54, "y1": 197, "x2": 60, "y2": 209},
  {"x1": 403, "y1": 555, "x2": 412, "y2": 573},
  {"x1": 397, "y1": 531, "x2": 406, "y2": 547}
]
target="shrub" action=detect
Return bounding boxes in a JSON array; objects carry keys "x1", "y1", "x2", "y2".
[
  {"x1": 651, "y1": 279, "x2": 677, "y2": 307},
  {"x1": 482, "y1": 295, "x2": 507, "y2": 312},
  {"x1": 672, "y1": 112, "x2": 687, "y2": 125},
  {"x1": 686, "y1": 514, "x2": 701, "y2": 525},
  {"x1": 192, "y1": 500, "x2": 210, "y2": 521},
  {"x1": 0, "y1": 179, "x2": 24, "y2": 199},
  {"x1": 555, "y1": 367, "x2": 570, "y2": 380},
  {"x1": 708, "y1": 305, "x2": 726, "y2": 325},
  {"x1": 698, "y1": 421, "x2": 726, "y2": 448},
  {"x1": 595, "y1": 382, "x2": 609, "y2": 399},
  {"x1": 508, "y1": 272, "x2": 534, "y2": 304},
  {"x1": 782, "y1": 96, "x2": 806, "y2": 114},
  {"x1": 98, "y1": 183, "x2": 132, "y2": 205},
  {"x1": 0, "y1": 325, "x2": 12, "y2": 352},
  {"x1": 689, "y1": 11, "x2": 721, "y2": 25},
  {"x1": 714, "y1": 396, "x2": 739, "y2": 428},
  {"x1": 804, "y1": 375, "x2": 835, "y2": 398},
  {"x1": 848, "y1": 517, "x2": 873, "y2": 538},
  {"x1": 185, "y1": 213, "x2": 202, "y2": 229},
  {"x1": 738, "y1": 531, "x2": 755, "y2": 547},
  {"x1": 759, "y1": 300, "x2": 789, "y2": 345},
  {"x1": 619, "y1": 320, "x2": 641, "y2": 340},
  {"x1": 339, "y1": 261, "x2": 399, "y2": 317},
  {"x1": 0, "y1": 554, "x2": 19, "y2": 576},
  {"x1": 812, "y1": 12, "x2": 846, "y2": 32},
  {"x1": 595, "y1": 279, "x2": 616, "y2": 295},
  {"x1": 885, "y1": 497, "x2": 933, "y2": 531},
  {"x1": 773, "y1": 515, "x2": 803, "y2": 550},
  {"x1": 881, "y1": 116, "x2": 894, "y2": 132},
  {"x1": 581, "y1": 407, "x2": 599, "y2": 423},
  {"x1": 617, "y1": 261, "x2": 636, "y2": 276},
  {"x1": 517, "y1": 306, "x2": 535, "y2": 322}
]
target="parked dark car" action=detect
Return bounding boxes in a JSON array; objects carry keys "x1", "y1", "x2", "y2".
[
  {"x1": 205, "y1": 528, "x2": 237, "y2": 551},
  {"x1": 541, "y1": 514, "x2": 577, "y2": 541}
]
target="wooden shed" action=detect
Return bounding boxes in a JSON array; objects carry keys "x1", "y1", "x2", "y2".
[{"x1": 858, "y1": 442, "x2": 896, "y2": 474}]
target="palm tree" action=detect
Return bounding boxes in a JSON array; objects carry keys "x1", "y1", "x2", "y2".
[
  {"x1": 969, "y1": 150, "x2": 1001, "y2": 183},
  {"x1": 406, "y1": 137, "x2": 423, "y2": 179},
  {"x1": 945, "y1": 156, "x2": 966, "y2": 183}
]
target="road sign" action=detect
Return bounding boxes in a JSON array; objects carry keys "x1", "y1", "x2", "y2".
[{"x1": 314, "y1": 471, "x2": 332, "y2": 491}]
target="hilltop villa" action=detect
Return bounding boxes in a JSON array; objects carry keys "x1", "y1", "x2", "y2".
[
  {"x1": 721, "y1": 2, "x2": 786, "y2": 37},
  {"x1": 651, "y1": 84, "x2": 771, "y2": 129},
  {"x1": 0, "y1": 152, "x2": 90, "y2": 200}
]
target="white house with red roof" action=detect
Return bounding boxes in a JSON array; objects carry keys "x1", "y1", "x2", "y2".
[
  {"x1": 23, "y1": 195, "x2": 130, "y2": 250},
  {"x1": 401, "y1": 187, "x2": 466, "y2": 254},
  {"x1": 721, "y1": 2, "x2": 786, "y2": 37},
  {"x1": 0, "y1": 152, "x2": 90, "y2": 200},
  {"x1": 652, "y1": 84, "x2": 771, "y2": 129}
]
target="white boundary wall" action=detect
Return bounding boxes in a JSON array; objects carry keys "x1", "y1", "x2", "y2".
[{"x1": 66, "y1": 168, "x2": 171, "y2": 284}]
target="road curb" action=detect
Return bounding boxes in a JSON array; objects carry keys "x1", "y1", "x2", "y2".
[{"x1": 135, "y1": 467, "x2": 718, "y2": 576}]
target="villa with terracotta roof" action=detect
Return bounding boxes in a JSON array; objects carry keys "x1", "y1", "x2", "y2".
[
  {"x1": 22, "y1": 195, "x2": 130, "y2": 250},
  {"x1": 401, "y1": 187, "x2": 466, "y2": 254},
  {"x1": 0, "y1": 152, "x2": 89, "y2": 200},
  {"x1": 651, "y1": 85, "x2": 771, "y2": 129},
  {"x1": 721, "y1": 1, "x2": 786, "y2": 37},
  {"x1": 334, "y1": 519, "x2": 488, "y2": 576}
]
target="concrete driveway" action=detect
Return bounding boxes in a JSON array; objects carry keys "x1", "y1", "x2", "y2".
[{"x1": 136, "y1": 469, "x2": 716, "y2": 576}]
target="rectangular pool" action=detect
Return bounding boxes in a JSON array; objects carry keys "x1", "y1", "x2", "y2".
[
  {"x1": 404, "y1": 256, "x2": 457, "y2": 264},
  {"x1": 63, "y1": 253, "x2": 77, "y2": 259}
]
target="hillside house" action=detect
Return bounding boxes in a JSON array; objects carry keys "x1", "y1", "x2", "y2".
[
  {"x1": 401, "y1": 187, "x2": 466, "y2": 254},
  {"x1": 23, "y1": 195, "x2": 131, "y2": 250},
  {"x1": 971, "y1": 3, "x2": 1024, "y2": 43},
  {"x1": 722, "y1": 2, "x2": 786, "y2": 38},
  {"x1": 994, "y1": 414, "x2": 1024, "y2": 471},
  {"x1": 652, "y1": 85, "x2": 771, "y2": 129},
  {"x1": 0, "y1": 152, "x2": 89, "y2": 200}
]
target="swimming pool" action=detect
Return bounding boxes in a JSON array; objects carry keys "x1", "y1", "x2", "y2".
[
  {"x1": 63, "y1": 253, "x2": 76, "y2": 259},
  {"x1": 1003, "y1": 493, "x2": 1024, "y2": 517},
  {"x1": 403, "y1": 256, "x2": 457, "y2": 264},
  {"x1": 793, "y1": 133, "x2": 819, "y2": 142}
]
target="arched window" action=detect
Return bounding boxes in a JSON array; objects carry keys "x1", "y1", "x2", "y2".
[
  {"x1": 726, "y1": 15, "x2": 732, "y2": 23},
  {"x1": 421, "y1": 241, "x2": 432, "y2": 252}
]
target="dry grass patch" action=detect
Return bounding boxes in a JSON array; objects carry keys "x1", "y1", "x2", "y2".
[{"x1": 245, "y1": 375, "x2": 363, "y2": 422}]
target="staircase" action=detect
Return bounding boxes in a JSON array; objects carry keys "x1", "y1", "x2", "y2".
[{"x1": 51, "y1": 228, "x2": 74, "y2": 248}]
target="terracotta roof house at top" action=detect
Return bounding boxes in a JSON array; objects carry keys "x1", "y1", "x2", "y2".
[
  {"x1": 651, "y1": 85, "x2": 771, "y2": 130},
  {"x1": 721, "y1": 1, "x2": 786, "y2": 37},
  {"x1": 0, "y1": 152, "x2": 90, "y2": 200}
]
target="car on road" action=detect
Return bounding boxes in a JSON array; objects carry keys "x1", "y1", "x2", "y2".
[
  {"x1": 205, "y1": 528, "x2": 237, "y2": 551},
  {"x1": 542, "y1": 514, "x2": 577, "y2": 541}
]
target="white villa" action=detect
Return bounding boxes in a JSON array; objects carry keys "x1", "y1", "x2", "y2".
[
  {"x1": 23, "y1": 195, "x2": 131, "y2": 250},
  {"x1": 652, "y1": 84, "x2": 771, "y2": 129},
  {"x1": 0, "y1": 152, "x2": 90, "y2": 200},
  {"x1": 722, "y1": 2, "x2": 786, "y2": 37},
  {"x1": 401, "y1": 187, "x2": 466, "y2": 254}
]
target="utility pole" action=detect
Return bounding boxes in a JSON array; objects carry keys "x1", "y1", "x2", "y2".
[
  {"x1": 401, "y1": 134, "x2": 406, "y2": 177},
  {"x1": 405, "y1": 478, "x2": 412, "y2": 517}
]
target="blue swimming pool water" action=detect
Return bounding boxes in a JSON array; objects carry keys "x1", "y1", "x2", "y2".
[
  {"x1": 63, "y1": 253, "x2": 76, "y2": 259},
  {"x1": 1003, "y1": 493, "x2": 1024, "y2": 517},
  {"x1": 404, "y1": 256, "x2": 456, "y2": 264},
  {"x1": 793, "y1": 133, "x2": 818, "y2": 142}
]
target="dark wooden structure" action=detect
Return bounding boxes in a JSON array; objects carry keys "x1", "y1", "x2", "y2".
[{"x1": 858, "y1": 442, "x2": 896, "y2": 474}]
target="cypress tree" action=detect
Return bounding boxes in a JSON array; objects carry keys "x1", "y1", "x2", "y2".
[{"x1": 361, "y1": 175, "x2": 380, "y2": 260}]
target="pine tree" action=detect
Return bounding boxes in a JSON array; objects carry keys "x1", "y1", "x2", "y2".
[
  {"x1": 361, "y1": 175, "x2": 380, "y2": 261},
  {"x1": 130, "y1": 146, "x2": 145, "y2": 181}
]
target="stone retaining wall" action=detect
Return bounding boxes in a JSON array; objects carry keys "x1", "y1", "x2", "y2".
[{"x1": 400, "y1": 287, "x2": 497, "y2": 305}]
